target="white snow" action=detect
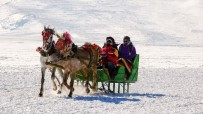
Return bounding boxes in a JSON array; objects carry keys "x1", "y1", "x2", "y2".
[{"x1": 0, "y1": 0, "x2": 203, "y2": 114}]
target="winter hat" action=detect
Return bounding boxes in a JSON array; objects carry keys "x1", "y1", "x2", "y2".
[
  {"x1": 124, "y1": 36, "x2": 130, "y2": 41},
  {"x1": 106, "y1": 36, "x2": 115, "y2": 44}
]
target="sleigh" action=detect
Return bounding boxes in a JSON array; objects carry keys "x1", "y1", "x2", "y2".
[{"x1": 76, "y1": 54, "x2": 139, "y2": 94}]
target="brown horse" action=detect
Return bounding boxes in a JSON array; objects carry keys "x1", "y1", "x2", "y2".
[{"x1": 46, "y1": 42, "x2": 100, "y2": 97}]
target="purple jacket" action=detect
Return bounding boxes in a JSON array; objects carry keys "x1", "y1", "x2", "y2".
[{"x1": 119, "y1": 42, "x2": 136, "y2": 60}]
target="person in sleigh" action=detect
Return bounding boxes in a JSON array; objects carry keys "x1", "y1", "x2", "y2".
[
  {"x1": 99, "y1": 37, "x2": 119, "y2": 80},
  {"x1": 118, "y1": 36, "x2": 136, "y2": 80}
]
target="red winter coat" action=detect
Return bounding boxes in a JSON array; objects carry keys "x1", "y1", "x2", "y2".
[{"x1": 100, "y1": 45, "x2": 118, "y2": 66}]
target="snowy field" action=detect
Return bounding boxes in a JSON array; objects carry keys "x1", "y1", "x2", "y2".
[{"x1": 0, "y1": 0, "x2": 203, "y2": 114}]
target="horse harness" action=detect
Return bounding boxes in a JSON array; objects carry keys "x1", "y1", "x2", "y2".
[
  {"x1": 58, "y1": 45, "x2": 95, "y2": 68},
  {"x1": 40, "y1": 41, "x2": 56, "y2": 57},
  {"x1": 76, "y1": 46, "x2": 94, "y2": 68}
]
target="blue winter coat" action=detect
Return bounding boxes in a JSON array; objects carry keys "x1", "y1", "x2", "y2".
[{"x1": 118, "y1": 42, "x2": 136, "y2": 60}]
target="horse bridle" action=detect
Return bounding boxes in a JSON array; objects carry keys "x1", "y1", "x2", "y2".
[{"x1": 41, "y1": 28, "x2": 56, "y2": 57}]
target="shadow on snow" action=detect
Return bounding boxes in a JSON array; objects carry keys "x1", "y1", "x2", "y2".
[
  {"x1": 116, "y1": 93, "x2": 165, "y2": 98},
  {"x1": 73, "y1": 93, "x2": 165, "y2": 104},
  {"x1": 74, "y1": 96, "x2": 140, "y2": 104}
]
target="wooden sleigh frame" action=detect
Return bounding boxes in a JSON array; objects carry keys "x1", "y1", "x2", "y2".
[{"x1": 76, "y1": 54, "x2": 139, "y2": 94}]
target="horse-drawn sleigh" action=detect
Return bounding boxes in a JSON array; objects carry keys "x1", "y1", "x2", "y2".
[{"x1": 37, "y1": 26, "x2": 139, "y2": 97}]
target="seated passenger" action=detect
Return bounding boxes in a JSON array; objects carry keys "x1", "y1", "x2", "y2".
[
  {"x1": 103, "y1": 36, "x2": 119, "y2": 50},
  {"x1": 118, "y1": 36, "x2": 136, "y2": 80},
  {"x1": 100, "y1": 38, "x2": 119, "y2": 79}
]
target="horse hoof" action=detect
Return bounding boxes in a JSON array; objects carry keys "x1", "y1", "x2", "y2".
[
  {"x1": 57, "y1": 91, "x2": 61, "y2": 94},
  {"x1": 68, "y1": 94, "x2": 72, "y2": 98},
  {"x1": 86, "y1": 89, "x2": 90, "y2": 93},
  {"x1": 39, "y1": 93, "x2": 43, "y2": 97}
]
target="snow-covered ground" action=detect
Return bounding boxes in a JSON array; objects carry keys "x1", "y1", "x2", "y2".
[{"x1": 0, "y1": 0, "x2": 203, "y2": 114}]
